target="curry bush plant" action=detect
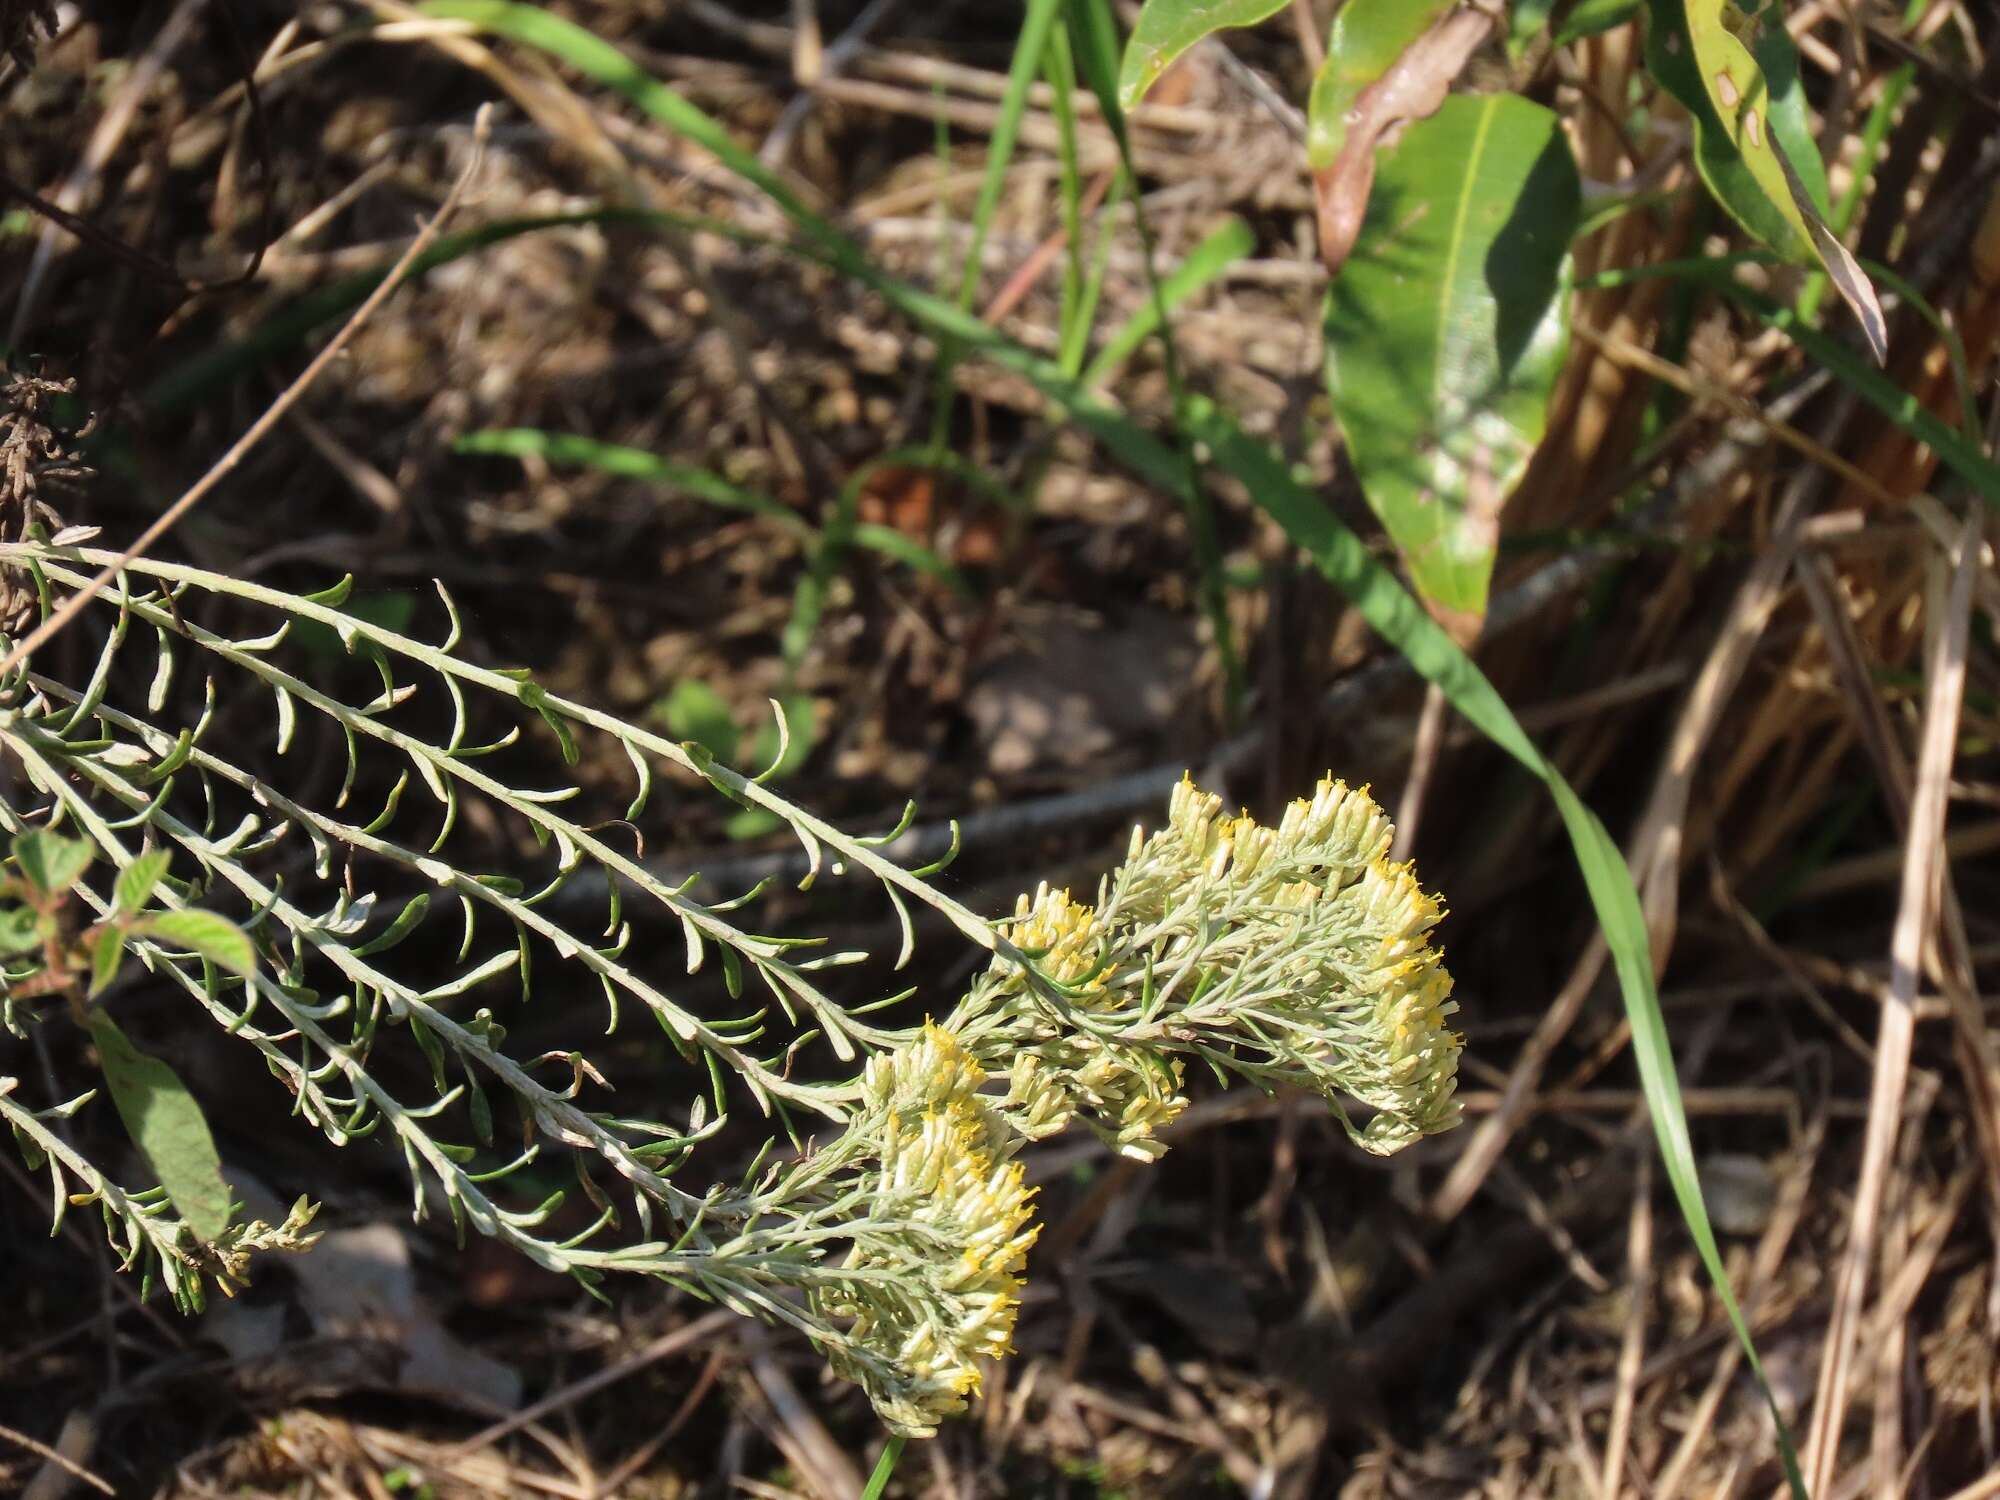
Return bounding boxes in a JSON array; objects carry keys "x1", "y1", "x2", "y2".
[{"x1": 0, "y1": 533, "x2": 1459, "y2": 1436}]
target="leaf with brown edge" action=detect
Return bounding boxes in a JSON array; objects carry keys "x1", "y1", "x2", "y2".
[
  {"x1": 1682, "y1": 0, "x2": 1886, "y2": 362},
  {"x1": 1306, "y1": 1, "x2": 1496, "y2": 274}
]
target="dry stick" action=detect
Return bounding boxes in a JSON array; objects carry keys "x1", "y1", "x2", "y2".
[
  {"x1": 1601, "y1": 1150, "x2": 1652, "y2": 1500},
  {"x1": 1389, "y1": 681, "x2": 1448, "y2": 863},
  {"x1": 1799, "y1": 538, "x2": 2000, "y2": 1223},
  {"x1": 445, "y1": 1308, "x2": 739, "y2": 1460},
  {"x1": 1801, "y1": 513, "x2": 1983, "y2": 1498},
  {"x1": 0, "y1": 108, "x2": 493, "y2": 682},
  {"x1": 0, "y1": 1419, "x2": 114, "y2": 1498}
]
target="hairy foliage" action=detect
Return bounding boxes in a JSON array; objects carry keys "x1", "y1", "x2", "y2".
[{"x1": 0, "y1": 534, "x2": 1457, "y2": 1429}]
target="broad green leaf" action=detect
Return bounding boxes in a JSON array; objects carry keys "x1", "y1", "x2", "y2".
[
  {"x1": 135, "y1": 910, "x2": 258, "y2": 978},
  {"x1": 0, "y1": 906, "x2": 40, "y2": 955},
  {"x1": 12, "y1": 829, "x2": 92, "y2": 901},
  {"x1": 88, "y1": 1009, "x2": 234, "y2": 1241},
  {"x1": 87, "y1": 926, "x2": 125, "y2": 997},
  {"x1": 1117, "y1": 0, "x2": 1289, "y2": 108},
  {"x1": 1325, "y1": 94, "x2": 1579, "y2": 634},
  {"x1": 1307, "y1": 0, "x2": 1455, "y2": 167},
  {"x1": 1657, "y1": 0, "x2": 1884, "y2": 359},
  {"x1": 658, "y1": 680, "x2": 740, "y2": 762},
  {"x1": 115, "y1": 849, "x2": 172, "y2": 916}
]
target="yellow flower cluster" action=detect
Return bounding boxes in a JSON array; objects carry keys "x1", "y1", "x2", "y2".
[
  {"x1": 990, "y1": 885, "x2": 1189, "y2": 1159},
  {"x1": 1120, "y1": 776, "x2": 1460, "y2": 1154},
  {"x1": 818, "y1": 1025, "x2": 1039, "y2": 1437},
  {"x1": 811, "y1": 774, "x2": 1458, "y2": 1436}
]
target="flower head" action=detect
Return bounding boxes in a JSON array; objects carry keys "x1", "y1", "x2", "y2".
[
  {"x1": 975, "y1": 886, "x2": 1188, "y2": 1159},
  {"x1": 814, "y1": 1024, "x2": 1039, "y2": 1436},
  {"x1": 1105, "y1": 775, "x2": 1460, "y2": 1153}
]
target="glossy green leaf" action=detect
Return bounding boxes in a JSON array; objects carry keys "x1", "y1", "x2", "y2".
[
  {"x1": 134, "y1": 910, "x2": 258, "y2": 979},
  {"x1": 12, "y1": 829, "x2": 91, "y2": 901},
  {"x1": 88, "y1": 1009, "x2": 234, "y2": 1241},
  {"x1": 1307, "y1": 0, "x2": 1454, "y2": 167},
  {"x1": 1325, "y1": 94, "x2": 1579, "y2": 633},
  {"x1": 1653, "y1": 0, "x2": 1883, "y2": 359},
  {"x1": 114, "y1": 849, "x2": 172, "y2": 916},
  {"x1": 1117, "y1": 0, "x2": 1289, "y2": 108}
]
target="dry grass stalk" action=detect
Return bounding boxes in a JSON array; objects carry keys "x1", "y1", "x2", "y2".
[{"x1": 1802, "y1": 513, "x2": 1984, "y2": 1495}]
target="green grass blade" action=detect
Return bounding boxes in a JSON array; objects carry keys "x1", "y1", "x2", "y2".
[
  {"x1": 454, "y1": 431, "x2": 971, "y2": 665},
  {"x1": 1041, "y1": 22, "x2": 1093, "y2": 369},
  {"x1": 1081, "y1": 215, "x2": 1254, "y2": 388},
  {"x1": 456, "y1": 429, "x2": 812, "y2": 533},
  {"x1": 1061, "y1": 0, "x2": 1241, "y2": 711},
  {"x1": 927, "y1": 0, "x2": 1065, "y2": 451},
  {"x1": 860, "y1": 1435, "x2": 906, "y2": 1500},
  {"x1": 1062, "y1": 172, "x2": 1128, "y2": 377}
]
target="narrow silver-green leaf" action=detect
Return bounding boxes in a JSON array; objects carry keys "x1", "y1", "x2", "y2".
[
  {"x1": 88, "y1": 1010, "x2": 234, "y2": 1241},
  {"x1": 1325, "y1": 93, "x2": 1578, "y2": 635}
]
